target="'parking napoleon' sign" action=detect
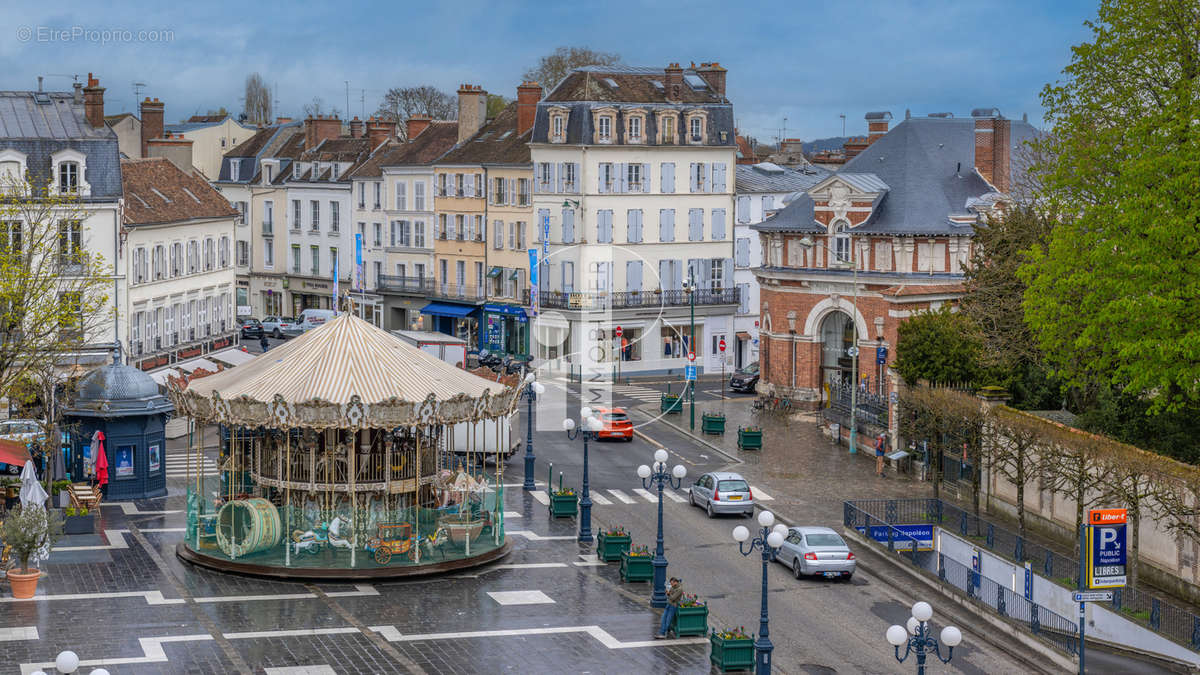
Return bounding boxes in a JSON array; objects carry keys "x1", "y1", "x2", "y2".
[{"x1": 1087, "y1": 508, "x2": 1127, "y2": 589}]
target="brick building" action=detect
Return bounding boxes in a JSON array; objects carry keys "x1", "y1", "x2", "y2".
[{"x1": 752, "y1": 108, "x2": 1036, "y2": 407}]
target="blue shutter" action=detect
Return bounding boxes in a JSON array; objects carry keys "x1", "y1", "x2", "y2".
[
  {"x1": 723, "y1": 258, "x2": 733, "y2": 289},
  {"x1": 626, "y1": 261, "x2": 642, "y2": 291},
  {"x1": 618, "y1": 163, "x2": 628, "y2": 193},
  {"x1": 554, "y1": 163, "x2": 562, "y2": 193},
  {"x1": 537, "y1": 209, "x2": 550, "y2": 242},
  {"x1": 713, "y1": 163, "x2": 726, "y2": 192},
  {"x1": 736, "y1": 238, "x2": 750, "y2": 267},
  {"x1": 598, "y1": 165, "x2": 607, "y2": 194},
  {"x1": 673, "y1": 260, "x2": 684, "y2": 290},
  {"x1": 658, "y1": 260, "x2": 670, "y2": 291},
  {"x1": 689, "y1": 208, "x2": 703, "y2": 241},
  {"x1": 689, "y1": 163, "x2": 698, "y2": 192},
  {"x1": 641, "y1": 163, "x2": 651, "y2": 193},
  {"x1": 562, "y1": 209, "x2": 574, "y2": 243},
  {"x1": 702, "y1": 163, "x2": 711, "y2": 193},
  {"x1": 662, "y1": 163, "x2": 675, "y2": 194},
  {"x1": 737, "y1": 196, "x2": 750, "y2": 223},
  {"x1": 712, "y1": 208, "x2": 726, "y2": 240}
]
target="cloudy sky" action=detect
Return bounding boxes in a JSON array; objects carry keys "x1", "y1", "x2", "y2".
[{"x1": 1, "y1": 0, "x2": 1096, "y2": 141}]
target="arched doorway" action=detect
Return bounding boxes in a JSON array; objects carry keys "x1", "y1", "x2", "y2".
[{"x1": 819, "y1": 311, "x2": 855, "y2": 396}]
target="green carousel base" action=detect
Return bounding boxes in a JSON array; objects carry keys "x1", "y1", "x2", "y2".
[{"x1": 176, "y1": 539, "x2": 511, "y2": 580}]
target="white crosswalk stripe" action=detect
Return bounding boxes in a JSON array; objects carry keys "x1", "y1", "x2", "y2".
[
  {"x1": 633, "y1": 488, "x2": 658, "y2": 503},
  {"x1": 607, "y1": 489, "x2": 636, "y2": 504},
  {"x1": 751, "y1": 486, "x2": 774, "y2": 501},
  {"x1": 663, "y1": 490, "x2": 686, "y2": 503},
  {"x1": 531, "y1": 490, "x2": 550, "y2": 505},
  {"x1": 164, "y1": 454, "x2": 219, "y2": 478},
  {"x1": 588, "y1": 492, "x2": 612, "y2": 505}
]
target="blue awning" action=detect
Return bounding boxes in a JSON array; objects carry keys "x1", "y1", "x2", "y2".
[
  {"x1": 420, "y1": 302, "x2": 477, "y2": 318},
  {"x1": 483, "y1": 303, "x2": 528, "y2": 318}
]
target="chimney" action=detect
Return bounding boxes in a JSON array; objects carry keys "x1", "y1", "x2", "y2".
[
  {"x1": 366, "y1": 117, "x2": 397, "y2": 147},
  {"x1": 865, "y1": 111, "x2": 892, "y2": 146},
  {"x1": 72, "y1": 81, "x2": 82, "y2": 104},
  {"x1": 516, "y1": 81, "x2": 542, "y2": 136},
  {"x1": 82, "y1": 73, "x2": 105, "y2": 129},
  {"x1": 844, "y1": 136, "x2": 870, "y2": 160},
  {"x1": 695, "y1": 62, "x2": 727, "y2": 97},
  {"x1": 276, "y1": 116, "x2": 293, "y2": 125},
  {"x1": 457, "y1": 84, "x2": 487, "y2": 143},
  {"x1": 304, "y1": 114, "x2": 342, "y2": 149},
  {"x1": 139, "y1": 97, "x2": 165, "y2": 157},
  {"x1": 348, "y1": 116, "x2": 364, "y2": 138},
  {"x1": 146, "y1": 133, "x2": 195, "y2": 174},
  {"x1": 664, "y1": 63, "x2": 684, "y2": 102},
  {"x1": 406, "y1": 114, "x2": 432, "y2": 140},
  {"x1": 972, "y1": 108, "x2": 1010, "y2": 193}
]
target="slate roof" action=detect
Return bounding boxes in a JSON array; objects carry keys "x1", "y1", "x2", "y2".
[
  {"x1": 216, "y1": 123, "x2": 302, "y2": 184},
  {"x1": 166, "y1": 114, "x2": 253, "y2": 134},
  {"x1": 301, "y1": 136, "x2": 375, "y2": 163},
  {"x1": 121, "y1": 157, "x2": 238, "y2": 226},
  {"x1": 735, "y1": 162, "x2": 829, "y2": 194},
  {"x1": 749, "y1": 193, "x2": 823, "y2": 234},
  {"x1": 438, "y1": 103, "x2": 531, "y2": 166},
  {"x1": 348, "y1": 121, "x2": 458, "y2": 178},
  {"x1": 546, "y1": 66, "x2": 728, "y2": 104},
  {"x1": 186, "y1": 114, "x2": 227, "y2": 124}
]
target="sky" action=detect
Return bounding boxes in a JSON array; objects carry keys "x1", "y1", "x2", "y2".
[{"x1": 0, "y1": 0, "x2": 1098, "y2": 142}]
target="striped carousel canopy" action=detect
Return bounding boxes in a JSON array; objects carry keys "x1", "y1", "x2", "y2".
[{"x1": 170, "y1": 312, "x2": 520, "y2": 429}]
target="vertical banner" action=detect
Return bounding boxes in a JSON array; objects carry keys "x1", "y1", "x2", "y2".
[
  {"x1": 355, "y1": 232, "x2": 364, "y2": 291},
  {"x1": 528, "y1": 248, "x2": 539, "y2": 318},
  {"x1": 332, "y1": 255, "x2": 339, "y2": 314}
]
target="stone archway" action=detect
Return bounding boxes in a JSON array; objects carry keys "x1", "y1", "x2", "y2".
[{"x1": 819, "y1": 311, "x2": 855, "y2": 398}]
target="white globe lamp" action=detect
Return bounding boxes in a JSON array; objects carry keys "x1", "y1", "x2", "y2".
[
  {"x1": 654, "y1": 449, "x2": 669, "y2": 463},
  {"x1": 766, "y1": 531, "x2": 785, "y2": 549},
  {"x1": 672, "y1": 464, "x2": 686, "y2": 479},
  {"x1": 732, "y1": 525, "x2": 750, "y2": 542},
  {"x1": 940, "y1": 626, "x2": 962, "y2": 648},
  {"x1": 637, "y1": 464, "x2": 651, "y2": 479},
  {"x1": 55, "y1": 652, "x2": 80, "y2": 674},
  {"x1": 911, "y1": 601, "x2": 933, "y2": 623},
  {"x1": 886, "y1": 625, "x2": 908, "y2": 647},
  {"x1": 757, "y1": 510, "x2": 775, "y2": 528},
  {"x1": 561, "y1": 418, "x2": 575, "y2": 431}
]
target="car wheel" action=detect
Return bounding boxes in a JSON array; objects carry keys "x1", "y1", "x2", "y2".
[
  {"x1": 625, "y1": 435, "x2": 633, "y2": 442},
  {"x1": 274, "y1": 329, "x2": 282, "y2": 339},
  {"x1": 793, "y1": 558, "x2": 803, "y2": 579},
  {"x1": 689, "y1": 491, "x2": 696, "y2": 507},
  {"x1": 842, "y1": 573, "x2": 854, "y2": 582},
  {"x1": 706, "y1": 502, "x2": 714, "y2": 518}
]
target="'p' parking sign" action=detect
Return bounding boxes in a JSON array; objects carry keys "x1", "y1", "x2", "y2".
[{"x1": 1087, "y1": 508, "x2": 1127, "y2": 589}]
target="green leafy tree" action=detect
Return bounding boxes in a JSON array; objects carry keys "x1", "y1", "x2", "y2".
[
  {"x1": 894, "y1": 308, "x2": 981, "y2": 386},
  {"x1": 1022, "y1": 0, "x2": 1200, "y2": 413},
  {"x1": 486, "y1": 94, "x2": 510, "y2": 119}
]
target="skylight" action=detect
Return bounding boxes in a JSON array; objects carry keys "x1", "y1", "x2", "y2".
[
  {"x1": 497, "y1": 130, "x2": 513, "y2": 140},
  {"x1": 181, "y1": 187, "x2": 202, "y2": 204},
  {"x1": 150, "y1": 187, "x2": 171, "y2": 204},
  {"x1": 651, "y1": 80, "x2": 664, "y2": 91},
  {"x1": 603, "y1": 78, "x2": 619, "y2": 88},
  {"x1": 683, "y1": 74, "x2": 708, "y2": 90}
]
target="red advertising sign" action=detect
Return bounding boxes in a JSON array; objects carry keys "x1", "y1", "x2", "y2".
[{"x1": 1089, "y1": 509, "x2": 1127, "y2": 525}]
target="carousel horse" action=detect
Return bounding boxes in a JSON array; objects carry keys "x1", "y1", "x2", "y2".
[
  {"x1": 423, "y1": 526, "x2": 449, "y2": 559},
  {"x1": 327, "y1": 514, "x2": 353, "y2": 551}
]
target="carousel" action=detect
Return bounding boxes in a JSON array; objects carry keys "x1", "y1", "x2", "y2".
[{"x1": 166, "y1": 308, "x2": 525, "y2": 578}]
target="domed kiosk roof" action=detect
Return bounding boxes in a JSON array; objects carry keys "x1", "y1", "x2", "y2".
[{"x1": 65, "y1": 355, "x2": 173, "y2": 417}]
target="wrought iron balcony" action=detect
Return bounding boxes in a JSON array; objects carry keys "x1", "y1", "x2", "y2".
[
  {"x1": 539, "y1": 287, "x2": 739, "y2": 310},
  {"x1": 433, "y1": 283, "x2": 485, "y2": 302},
  {"x1": 376, "y1": 275, "x2": 434, "y2": 294}
]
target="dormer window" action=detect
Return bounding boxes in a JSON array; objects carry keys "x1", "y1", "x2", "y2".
[
  {"x1": 690, "y1": 118, "x2": 702, "y2": 141},
  {"x1": 50, "y1": 149, "x2": 90, "y2": 197},
  {"x1": 592, "y1": 107, "x2": 617, "y2": 144},
  {"x1": 833, "y1": 223, "x2": 852, "y2": 264},
  {"x1": 553, "y1": 116, "x2": 563, "y2": 139},
  {"x1": 624, "y1": 109, "x2": 647, "y2": 144},
  {"x1": 685, "y1": 111, "x2": 708, "y2": 145},
  {"x1": 230, "y1": 159, "x2": 240, "y2": 182},
  {"x1": 656, "y1": 111, "x2": 679, "y2": 145},
  {"x1": 598, "y1": 116, "x2": 612, "y2": 142},
  {"x1": 549, "y1": 107, "x2": 569, "y2": 143},
  {"x1": 58, "y1": 162, "x2": 79, "y2": 193},
  {"x1": 0, "y1": 150, "x2": 27, "y2": 193}
]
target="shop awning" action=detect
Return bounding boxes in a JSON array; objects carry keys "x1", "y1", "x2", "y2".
[
  {"x1": 736, "y1": 331, "x2": 751, "y2": 341},
  {"x1": 483, "y1": 303, "x2": 528, "y2": 318},
  {"x1": 0, "y1": 439, "x2": 30, "y2": 467},
  {"x1": 508, "y1": 269, "x2": 520, "y2": 280},
  {"x1": 487, "y1": 266, "x2": 503, "y2": 278},
  {"x1": 210, "y1": 348, "x2": 257, "y2": 367},
  {"x1": 420, "y1": 302, "x2": 477, "y2": 318}
]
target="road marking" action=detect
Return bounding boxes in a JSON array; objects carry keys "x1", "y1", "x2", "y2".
[
  {"x1": 105, "y1": 503, "x2": 182, "y2": 516},
  {"x1": 224, "y1": 627, "x2": 360, "y2": 640},
  {"x1": 265, "y1": 667, "x2": 336, "y2": 675},
  {"x1": 368, "y1": 624, "x2": 708, "y2": 650},
  {"x1": 607, "y1": 489, "x2": 636, "y2": 504},
  {"x1": 590, "y1": 492, "x2": 612, "y2": 505},
  {"x1": 663, "y1": 490, "x2": 686, "y2": 503},
  {"x1": 0, "y1": 584, "x2": 378, "y2": 606},
  {"x1": 751, "y1": 486, "x2": 774, "y2": 501},
  {"x1": 0, "y1": 627, "x2": 38, "y2": 641},
  {"x1": 530, "y1": 490, "x2": 550, "y2": 505},
  {"x1": 21, "y1": 634, "x2": 211, "y2": 674},
  {"x1": 506, "y1": 530, "x2": 578, "y2": 541},
  {"x1": 503, "y1": 511, "x2": 522, "y2": 519},
  {"x1": 633, "y1": 488, "x2": 658, "y2": 503},
  {"x1": 488, "y1": 590, "x2": 555, "y2": 605},
  {"x1": 574, "y1": 554, "x2": 604, "y2": 566},
  {"x1": 53, "y1": 527, "x2": 187, "y2": 552}
]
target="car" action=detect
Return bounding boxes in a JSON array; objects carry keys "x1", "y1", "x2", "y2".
[
  {"x1": 261, "y1": 316, "x2": 301, "y2": 339},
  {"x1": 776, "y1": 526, "x2": 856, "y2": 580},
  {"x1": 238, "y1": 317, "x2": 264, "y2": 339},
  {"x1": 0, "y1": 419, "x2": 44, "y2": 474},
  {"x1": 689, "y1": 471, "x2": 754, "y2": 517},
  {"x1": 729, "y1": 362, "x2": 760, "y2": 393},
  {"x1": 593, "y1": 407, "x2": 633, "y2": 441},
  {"x1": 296, "y1": 308, "x2": 336, "y2": 332}
]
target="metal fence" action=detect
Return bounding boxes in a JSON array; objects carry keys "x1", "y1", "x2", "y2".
[
  {"x1": 849, "y1": 498, "x2": 1200, "y2": 652},
  {"x1": 827, "y1": 380, "x2": 890, "y2": 428}
]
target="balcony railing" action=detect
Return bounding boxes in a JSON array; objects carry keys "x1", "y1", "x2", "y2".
[
  {"x1": 377, "y1": 275, "x2": 434, "y2": 294},
  {"x1": 539, "y1": 287, "x2": 739, "y2": 310},
  {"x1": 434, "y1": 283, "x2": 485, "y2": 302},
  {"x1": 262, "y1": 221, "x2": 273, "y2": 236}
]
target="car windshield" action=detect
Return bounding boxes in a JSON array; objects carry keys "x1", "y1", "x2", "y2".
[
  {"x1": 603, "y1": 413, "x2": 629, "y2": 422},
  {"x1": 742, "y1": 363, "x2": 759, "y2": 375},
  {"x1": 717, "y1": 479, "x2": 750, "y2": 492},
  {"x1": 805, "y1": 533, "x2": 846, "y2": 547}
]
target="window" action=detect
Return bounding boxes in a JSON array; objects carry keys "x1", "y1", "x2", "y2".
[
  {"x1": 230, "y1": 159, "x2": 240, "y2": 182},
  {"x1": 475, "y1": 174, "x2": 483, "y2": 197},
  {"x1": 518, "y1": 221, "x2": 526, "y2": 249},
  {"x1": 291, "y1": 245, "x2": 301, "y2": 273},
  {"x1": 688, "y1": 209, "x2": 703, "y2": 241},
  {"x1": 508, "y1": 222, "x2": 516, "y2": 249},
  {"x1": 57, "y1": 292, "x2": 82, "y2": 338},
  {"x1": 597, "y1": 210, "x2": 613, "y2": 243},
  {"x1": 627, "y1": 164, "x2": 642, "y2": 191},
  {"x1": 493, "y1": 177, "x2": 506, "y2": 204},
  {"x1": 395, "y1": 263, "x2": 406, "y2": 277},
  {"x1": 358, "y1": 182, "x2": 365, "y2": 208},
  {"x1": 537, "y1": 163, "x2": 552, "y2": 191},
  {"x1": 330, "y1": 202, "x2": 339, "y2": 231},
  {"x1": 762, "y1": 195, "x2": 774, "y2": 213},
  {"x1": 599, "y1": 163, "x2": 615, "y2": 193},
  {"x1": 690, "y1": 163, "x2": 707, "y2": 193},
  {"x1": 597, "y1": 116, "x2": 612, "y2": 142},
  {"x1": 561, "y1": 261, "x2": 575, "y2": 293},
  {"x1": 438, "y1": 214, "x2": 447, "y2": 239},
  {"x1": 658, "y1": 209, "x2": 675, "y2": 243},
  {"x1": 132, "y1": 247, "x2": 146, "y2": 283},
  {"x1": 310, "y1": 200, "x2": 320, "y2": 231},
  {"x1": 57, "y1": 220, "x2": 82, "y2": 268},
  {"x1": 263, "y1": 200, "x2": 274, "y2": 234},
  {"x1": 474, "y1": 215, "x2": 484, "y2": 242},
  {"x1": 264, "y1": 238, "x2": 273, "y2": 267},
  {"x1": 690, "y1": 116, "x2": 702, "y2": 141},
  {"x1": 518, "y1": 178, "x2": 530, "y2": 206},
  {"x1": 552, "y1": 114, "x2": 564, "y2": 141},
  {"x1": 439, "y1": 259, "x2": 448, "y2": 289},
  {"x1": 454, "y1": 214, "x2": 464, "y2": 240},
  {"x1": 292, "y1": 200, "x2": 302, "y2": 229},
  {"x1": 330, "y1": 247, "x2": 338, "y2": 277},
  {"x1": 414, "y1": 221, "x2": 426, "y2": 248},
  {"x1": 236, "y1": 240, "x2": 248, "y2": 267},
  {"x1": 658, "y1": 113, "x2": 677, "y2": 144},
  {"x1": 373, "y1": 182, "x2": 381, "y2": 209},
  {"x1": 711, "y1": 208, "x2": 726, "y2": 240},
  {"x1": 58, "y1": 162, "x2": 79, "y2": 193},
  {"x1": 219, "y1": 236, "x2": 230, "y2": 267},
  {"x1": 834, "y1": 224, "x2": 852, "y2": 264},
  {"x1": 626, "y1": 209, "x2": 643, "y2": 243},
  {"x1": 374, "y1": 261, "x2": 383, "y2": 284},
  {"x1": 493, "y1": 219, "x2": 504, "y2": 249},
  {"x1": 438, "y1": 173, "x2": 447, "y2": 197},
  {"x1": 563, "y1": 162, "x2": 577, "y2": 192},
  {"x1": 310, "y1": 245, "x2": 320, "y2": 274},
  {"x1": 202, "y1": 237, "x2": 213, "y2": 271},
  {"x1": 373, "y1": 222, "x2": 382, "y2": 246},
  {"x1": 628, "y1": 115, "x2": 642, "y2": 142},
  {"x1": 415, "y1": 263, "x2": 426, "y2": 279},
  {"x1": 397, "y1": 221, "x2": 411, "y2": 247},
  {"x1": 455, "y1": 174, "x2": 464, "y2": 197},
  {"x1": 709, "y1": 258, "x2": 725, "y2": 290}
]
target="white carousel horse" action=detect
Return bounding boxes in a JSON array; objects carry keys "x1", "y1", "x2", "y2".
[{"x1": 327, "y1": 514, "x2": 353, "y2": 551}]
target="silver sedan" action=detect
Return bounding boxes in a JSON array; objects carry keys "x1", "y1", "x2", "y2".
[{"x1": 776, "y1": 526, "x2": 856, "y2": 580}]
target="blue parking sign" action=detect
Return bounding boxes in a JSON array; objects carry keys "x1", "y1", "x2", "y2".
[
  {"x1": 684, "y1": 365, "x2": 696, "y2": 381},
  {"x1": 1088, "y1": 523, "x2": 1127, "y2": 588}
]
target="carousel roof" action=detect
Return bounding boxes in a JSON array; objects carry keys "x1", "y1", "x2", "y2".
[{"x1": 170, "y1": 312, "x2": 521, "y2": 429}]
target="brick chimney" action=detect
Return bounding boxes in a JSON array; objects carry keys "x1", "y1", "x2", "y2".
[
  {"x1": 516, "y1": 81, "x2": 542, "y2": 136},
  {"x1": 366, "y1": 117, "x2": 397, "y2": 147},
  {"x1": 82, "y1": 73, "x2": 105, "y2": 129},
  {"x1": 865, "y1": 111, "x2": 892, "y2": 146},
  {"x1": 147, "y1": 133, "x2": 195, "y2": 174},
  {"x1": 139, "y1": 97, "x2": 165, "y2": 158},
  {"x1": 406, "y1": 114, "x2": 432, "y2": 140},
  {"x1": 348, "y1": 116, "x2": 364, "y2": 138},
  {"x1": 972, "y1": 108, "x2": 1011, "y2": 193},
  {"x1": 695, "y1": 62, "x2": 727, "y2": 97},
  {"x1": 276, "y1": 116, "x2": 293, "y2": 125},
  {"x1": 304, "y1": 114, "x2": 342, "y2": 149},
  {"x1": 457, "y1": 84, "x2": 487, "y2": 143},
  {"x1": 664, "y1": 63, "x2": 684, "y2": 102}
]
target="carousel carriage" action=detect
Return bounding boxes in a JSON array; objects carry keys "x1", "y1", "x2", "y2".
[{"x1": 365, "y1": 522, "x2": 419, "y2": 564}]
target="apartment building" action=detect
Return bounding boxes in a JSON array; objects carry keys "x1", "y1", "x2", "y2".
[{"x1": 164, "y1": 113, "x2": 256, "y2": 180}]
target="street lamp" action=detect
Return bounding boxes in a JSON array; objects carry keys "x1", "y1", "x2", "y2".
[
  {"x1": 563, "y1": 407, "x2": 602, "y2": 543},
  {"x1": 733, "y1": 511, "x2": 789, "y2": 674},
  {"x1": 522, "y1": 373, "x2": 546, "y2": 491},
  {"x1": 637, "y1": 449, "x2": 686, "y2": 607},
  {"x1": 799, "y1": 235, "x2": 860, "y2": 454},
  {"x1": 685, "y1": 272, "x2": 697, "y2": 431},
  {"x1": 885, "y1": 601, "x2": 962, "y2": 674}
]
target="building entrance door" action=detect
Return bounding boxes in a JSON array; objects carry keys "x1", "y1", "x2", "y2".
[{"x1": 819, "y1": 311, "x2": 855, "y2": 403}]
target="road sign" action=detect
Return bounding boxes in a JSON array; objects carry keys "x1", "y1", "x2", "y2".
[
  {"x1": 847, "y1": 346, "x2": 859, "y2": 357},
  {"x1": 688, "y1": 351, "x2": 696, "y2": 362},
  {"x1": 1087, "y1": 508, "x2": 1128, "y2": 589},
  {"x1": 889, "y1": 391, "x2": 899, "y2": 403},
  {"x1": 1073, "y1": 591, "x2": 1113, "y2": 603},
  {"x1": 615, "y1": 326, "x2": 623, "y2": 338},
  {"x1": 719, "y1": 338, "x2": 726, "y2": 352},
  {"x1": 876, "y1": 346, "x2": 888, "y2": 365},
  {"x1": 854, "y1": 524, "x2": 934, "y2": 551},
  {"x1": 684, "y1": 365, "x2": 697, "y2": 381}
]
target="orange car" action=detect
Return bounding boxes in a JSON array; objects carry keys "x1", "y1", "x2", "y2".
[{"x1": 594, "y1": 407, "x2": 634, "y2": 441}]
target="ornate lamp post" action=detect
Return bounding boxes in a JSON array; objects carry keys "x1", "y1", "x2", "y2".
[
  {"x1": 685, "y1": 272, "x2": 697, "y2": 431},
  {"x1": 637, "y1": 449, "x2": 686, "y2": 608},
  {"x1": 885, "y1": 601, "x2": 962, "y2": 674},
  {"x1": 562, "y1": 407, "x2": 602, "y2": 544},
  {"x1": 732, "y1": 511, "x2": 789, "y2": 674},
  {"x1": 521, "y1": 372, "x2": 546, "y2": 491}
]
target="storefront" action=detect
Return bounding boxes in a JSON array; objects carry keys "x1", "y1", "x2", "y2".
[
  {"x1": 289, "y1": 278, "x2": 334, "y2": 316},
  {"x1": 480, "y1": 303, "x2": 528, "y2": 356},
  {"x1": 419, "y1": 302, "x2": 479, "y2": 345}
]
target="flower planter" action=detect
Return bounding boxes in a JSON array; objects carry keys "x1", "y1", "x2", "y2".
[
  {"x1": 62, "y1": 513, "x2": 97, "y2": 535},
  {"x1": 737, "y1": 427, "x2": 763, "y2": 451},
  {"x1": 702, "y1": 414, "x2": 726, "y2": 435},
  {"x1": 710, "y1": 632, "x2": 755, "y2": 672},
  {"x1": 596, "y1": 532, "x2": 631, "y2": 562},
  {"x1": 549, "y1": 493, "x2": 578, "y2": 518},
  {"x1": 619, "y1": 551, "x2": 653, "y2": 582},
  {"x1": 660, "y1": 395, "x2": 683, "y2": 415},
  {"x1": 672, "y1": 604, "x2": 709, "y2": 637},
  {"x1": 7, "y1": 569, "x2": 40, "y2": 599}
]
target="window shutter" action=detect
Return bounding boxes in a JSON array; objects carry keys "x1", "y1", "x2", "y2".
[
  {"x1": 722, "y1": 259, "x2": 732, "y2": 288},
  {"x1": 737, "y1": 196, "x2": 750, "y2": 223},
  {"x1": 689, "y1": 163, "x2": 698, "y2": 192},
  {"x1": 689, "y1": 208, "x2": 703, "y2": 241},
  {"x1": 598, "y1": 166, "x2": 607, "y2": 194},
  {"x1": 571, "y1": 163, "x2": 580, "y2": 192},
  {"x1": 702, "y1": 163, "x2": 711, "y2": 193},
  {"x1": 509, "y1": 179, "x2": 517, "y2": 206},
  {"x1": 713, "y1": 163, "x2": 726, "y2": 192},
  {"x1": 552, "y1": 163, "x2": 561, "y2": 193},
  {"x1": 658, "y1": 260, "x2": 670, "y2": 291},
  {"x1": 641, "y1": 163, "x2": 651, "y2": 193},
  {"x1": 736, "y1": 238, "x2": 750, "y2": 267},
  {"x1": 618, "y1": 163, "x2": 628, "y2": 193},
  {"x1": 562, "y1": 209, "x2": 574, "y2": 243},
  {"x1": 712, "y1": 208, "x2": 726, "y2": 240},
  {"x1": 537, "y1": 209, "x2": 549, "y2": 242}
]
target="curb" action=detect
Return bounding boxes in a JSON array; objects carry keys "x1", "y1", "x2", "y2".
[{"x1": 634, "y1": 405, "x2": 743, "y2": 466}]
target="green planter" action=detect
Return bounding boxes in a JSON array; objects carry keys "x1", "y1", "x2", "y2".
[
  {"x1": 596, "y1": 532, "x2": 631, "y2": 562},
  {"x1": 661, "y1": 394, "x2": 682, "y2": 414},
  {"x1": 672, "y1": 604, "x2": 709, "y2": 637},
  {"x1": 702, "y1": 414, "x2": 726, "y2": 435},
  {"x1": 549, "y1": 492, "x2": 578, "y2": 518},
  {"x1": 737, "y1": 427, "x2": 763, "y2": 451},
  {"x1": 710, "y1": 632, "x2": 756, "y2": 672},
  {"x1": 620, "y1": 552, "x2": 653, "y2": 582}
]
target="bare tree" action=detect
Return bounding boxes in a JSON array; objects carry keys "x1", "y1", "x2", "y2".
[
  {"x1": 373, "y1": 86, "x2": 456, "y2": 140},
  {"x1": 243, "y1": 73, "x2": 272, "y2": 125},
  {"x1": 989, "y1": 408, "x2": 1049, "y2": 544},
  {"x1": 522, "y1": 46, "x2": 622, "y2": 90},
  {"x1": 302, "y1": 97, "x2": 340, "y2": 119}
]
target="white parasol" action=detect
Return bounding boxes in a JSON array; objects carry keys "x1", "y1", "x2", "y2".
[{"x1": 19, "y1": 460, "x2": 48, "y2": 508}]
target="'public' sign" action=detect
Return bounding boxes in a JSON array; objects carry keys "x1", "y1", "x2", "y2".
[{"x1": 1087, "y1": 508, "x2": 1127, "y2": 589}]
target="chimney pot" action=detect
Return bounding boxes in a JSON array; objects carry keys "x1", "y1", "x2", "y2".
[
  {"x1": 517, "y1": 81, "x2": 542, "y2": 136},
  {"x1": 139, "y1": 96, "x2": 165, "y2": 158},
  {"x1": 406, "y1": 115, "x2": 432, "y2": 140},
  {"x1": 82, "y1": 74, "x2": 106, "y2": 129}
]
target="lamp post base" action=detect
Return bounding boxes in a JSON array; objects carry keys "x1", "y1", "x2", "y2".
[
  {"x1": 650, "y1": 556, "x2": 668, "y2": 608},
  {"x1": 523, "y1": 454, "x2": 536, "y2": 491},
  {"x1": 755, "y1": 636, "x2": 773, "y2": 674},
  {"x1": 578, "y1": 497, "x2": 593, "y2": 543}
]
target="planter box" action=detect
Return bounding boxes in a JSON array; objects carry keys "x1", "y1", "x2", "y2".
[
  {"x1": 619, "y1": 552, "x2": 653, "y2": 582},
  {"x1": 596, "y1": 532, "x2": 631, "y2": 562},
  {"x1": 737, "y1": 427, "x2": 763, "y2": 451},
  {"x1": 710, "y1": 633, "x2": 755, "y2": 672},
  {"x1": 62, "y1": 512, "x2": 97, "y2": 535},
  {"x1": 660, "y1": 395, "x2": 683, "y2": 414},
  {"x1": 702, "y1": 414, "x2": 726, "y2": 435},
  {"x1": 672, "y1": 604, "x2": 709, "y2": 637},
  {"x1": 549, "y1": 493, "x2": 578, "y2": 518}
]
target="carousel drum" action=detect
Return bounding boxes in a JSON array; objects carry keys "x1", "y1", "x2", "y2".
[{"x1": 216, "y1": 498, "x2": 282, "y2": 558}]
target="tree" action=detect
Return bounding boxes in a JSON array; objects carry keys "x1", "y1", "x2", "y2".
[
  {"x1": 373, "y1": 86, "x2": 456, "y2": 140},
  {"x1": 989, "y1": 408, "x2": 1047, "y2": 543},
  {"x1": 302, "y1": 97, "x2": 340, "y2": 119},
  {"x1": 243, "y1": 73, "x2": 272, "y2": 125},
  {"x1": 1022, "y1": 0, "x2": 1200, "y2": 413},
  {"x1": 486, "y1": 94, "x2": 510, "y2": 119},
  {"x1": 894, "y1": 308, "x2": 981, "y2": 386},
  {"x1": 522, "y1": 46, "x2": 622, "y2": 89}
]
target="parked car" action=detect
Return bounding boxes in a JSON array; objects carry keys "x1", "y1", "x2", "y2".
[
  {"x1": 238, "y1": 317, "x2": 264, "y2": 339},
  {"x1": 594, "y1": 407, "x2": 633, "y2": 441},
  {"x1": 262, "y1": 316, "x2": 301, "y2": 339},
  {"x1": 729, "y1": 362, "x2": 760, "y2": 393},
  {"x1": 296, "y1": 308, "x2": 336, "y2": 332},
  {"x1": 0, "y1": 419, "x2": 44, "y2": 474},
  {"x1": 689, "y1": 471, "x2": 754, "y2": 517},
  {"x1": 776, "y1": 526, "x2": 856, "y2": 580}
]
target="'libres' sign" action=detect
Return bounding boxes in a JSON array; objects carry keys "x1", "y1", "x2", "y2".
[{"x1": 1087, "y1": 508, "x2": 1127, "y2": 589}]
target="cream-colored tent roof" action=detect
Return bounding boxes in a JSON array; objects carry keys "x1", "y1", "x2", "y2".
[{"x1": 187, "y1": 312, "x2": 505, "y2": 405}]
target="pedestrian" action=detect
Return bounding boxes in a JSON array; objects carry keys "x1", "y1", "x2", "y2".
[
  {"x1": 656, "y1": 577, "x2": 683, "y2": 639},
  {"x1": 259, "y1": 334, "x2": 269, "y2": 352},
  {"x1": 875, "y1": 434, "x2": 887, "y2": 478}
]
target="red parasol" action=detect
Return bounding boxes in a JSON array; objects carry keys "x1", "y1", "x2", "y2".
[{"x1": 95, "y1": 431, "x2": 108, "y2": 487}]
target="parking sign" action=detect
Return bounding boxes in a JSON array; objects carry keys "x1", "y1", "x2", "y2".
[{"x1": 1087, "y1": 508, "x2": 1127, "y2": 589}]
